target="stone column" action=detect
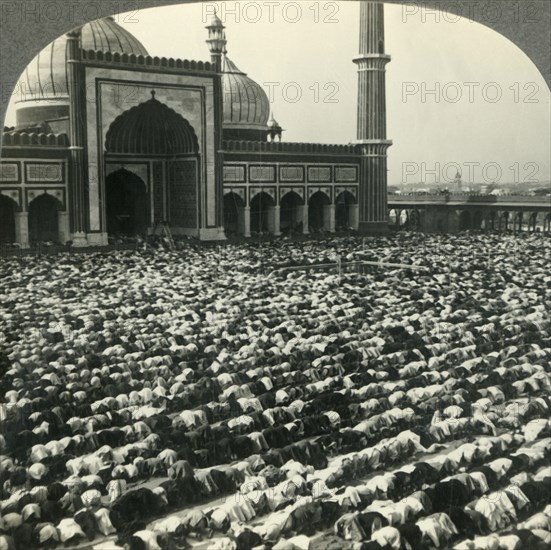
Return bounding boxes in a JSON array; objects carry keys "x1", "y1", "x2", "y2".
[
  {"x1": 67, "y1": 30, "x2": 88, "y2": 247},
  {"x1": 394, "y1": 209, "x2": 400, "y2": 227},
  {"x1": 243, "y1": 206, "x2": 251, "y2": 238},
  {"x1": 301, "y1": 204, "x2": 309, "y2": 234},
  {"x1": 58, "y1": 211, "x2": 70, "y2": 244},
  {"x1": 350, "y1": 203, "x2": 359, "y2": 230},
  {"x1": 323, "y1": 204, "x2": 336, "y2": 232},
  {"x1": 268, "y1": 205, "x2": 281, "y2": 236},
  {"x1": 235, "y1": 205, "x2": 244, "y2": 236},
  {"x1": 503, "y1": 214, "x2": 509, "y2": 232},
  {"x1": 15, "y1": 212, "x2": 29, "y2": 248}
]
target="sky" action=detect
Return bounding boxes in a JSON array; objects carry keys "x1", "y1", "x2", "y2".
[{"x1": 6, "y1": 1, "x2": 551, "y2": 186}]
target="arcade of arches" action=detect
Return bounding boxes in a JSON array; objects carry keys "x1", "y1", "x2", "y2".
[
  {"x1": 222, "y1": 190, "x2": 360, "y2": 237},
  {"x1": 0, "y1": 192, "x2": 69, "y2": 247}
]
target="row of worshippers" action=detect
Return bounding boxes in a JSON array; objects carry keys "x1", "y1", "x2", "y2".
[
  {"x1": 1, "y1": 341, "x2": 549, "y2": 547},
  {"x1": 0, "y1": 232, "x2": 550, "y2": 548},
  {"x1": 3, "y1": 335, "x2": 549, "y2": 488}
]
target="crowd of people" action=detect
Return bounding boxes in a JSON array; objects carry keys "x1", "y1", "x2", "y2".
[{"x1": 0, "y1": 232, "x2": 550, "y2": 550}]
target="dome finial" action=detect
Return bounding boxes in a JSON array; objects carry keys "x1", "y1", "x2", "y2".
[
  {"x1": 206, "y1": 8, "x2": 225, "y2": 30},
  {"x1": 151, "y1": 90, "x2": 156, "y2": 100}
]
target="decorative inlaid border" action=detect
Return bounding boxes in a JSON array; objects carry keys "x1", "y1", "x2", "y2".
[
  {"x1": 307, "y1": 165, "x2": 332, "y2": 183},
  {"x1": 249, "y1": 164, "x2": 276, "y2": 183},
  {"x1": 0, "y1": 162, "x2": 21, "y2": 184},
  {"x1": 224, "y1": 164, "x2": 246, "y2": 183},
  {"x1": 335, "y1": 165, "x2": 358, "y2": 183},
  {"x1": 24, "y1": 161, "x2": 64, "y2": 183},
  {"x1": 279, "y1": 165, "x2": 305, "y2": 183}
]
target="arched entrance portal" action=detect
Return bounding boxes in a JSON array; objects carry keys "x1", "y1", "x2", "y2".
[
  {"x1": 223, "y1": 192, "x2": 244, "y2": 236},
  {"x1": 308, "y1": 191, "x2": 330, "y2": 232},
  {"x1": 105, "y1": 93, "x2": 199, "y2": 236},
  {"x1": 250, "y1": 192, "x2": 275, "y2": 234},
  {"x1": 29, "y1": 194, "x2": 61, "y2": 243},
  {"x1": 280, "y1": 192, "x2": 304, "y2": 234},
  {"x1": 106, "y1": 169, "x2": 149, "y2": 235},
  {"x1": 0, "y1": 195, "x2": 16, "y2": 243}
]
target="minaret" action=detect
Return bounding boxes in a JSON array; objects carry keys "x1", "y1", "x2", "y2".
[
  {"x1": 353, "y1": 1, "x2": 392, "y2": 233},
  {"x1": 205, "y1": 10, "x2": 226, "y2": 71},
  {"x1": 205, "y1": 11, "x2": 226, "y2": 236},
  {"x1": 66, "y1": 28, "x2": 89, "y2": 246}
]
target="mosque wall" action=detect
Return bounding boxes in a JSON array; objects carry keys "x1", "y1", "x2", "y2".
[
  {"x1": 221, "y1": 152, "x2": 362, "y2": 235},
  {"x1": 0, "y1": 149, "x2": 68, "y2": 213},
  {"x1": 83, "y1": 65, "x2": 219, "y2": 243},
  {"x1": 222, "y1": 156, "x2": 360, "y2": 207}
]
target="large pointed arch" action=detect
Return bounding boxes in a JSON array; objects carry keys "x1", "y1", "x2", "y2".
[{"x1": 105, "y1": 93, "x2": 199, "y2": 155}]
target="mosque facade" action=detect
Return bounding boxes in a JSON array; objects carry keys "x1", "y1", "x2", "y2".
[{"x1": 0, "y1": 2, "x2": 390, "y2": 247}]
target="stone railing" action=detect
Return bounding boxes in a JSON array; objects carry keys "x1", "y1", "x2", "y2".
[
  {"x1": 494, "y1": 195, "x2": 551, "y2": 203},
  {"x1": 388, "y1": 193, "x2": 449, "y2": 202},
  {"x1": 388, "y1": 193, "x2": 550, "y2": 204}
]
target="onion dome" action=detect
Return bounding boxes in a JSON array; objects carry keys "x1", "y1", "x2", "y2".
[
  {"x1": 105, "y1": 91, "x2": 198, "y2": 155},
  {"x1": 221, "y1": 54, "x2": 270, "y2": 141},
  {"x1": 14, "y1": 17, "x2": 149, "y2": 129}
]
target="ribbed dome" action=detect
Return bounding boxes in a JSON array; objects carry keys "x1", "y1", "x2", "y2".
[
  {"x1": 14, "y1": 17, "x2": 149, "y2": 128},
  {"x1": 105, "y1": 92, "x2": 198, "y2": 155},
  {"x1": 20, "y1": 17, "x2": 148, "y2": 98},
  {"x1": 222, "y1": 55, "x2": 270, "y2": 131}
]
